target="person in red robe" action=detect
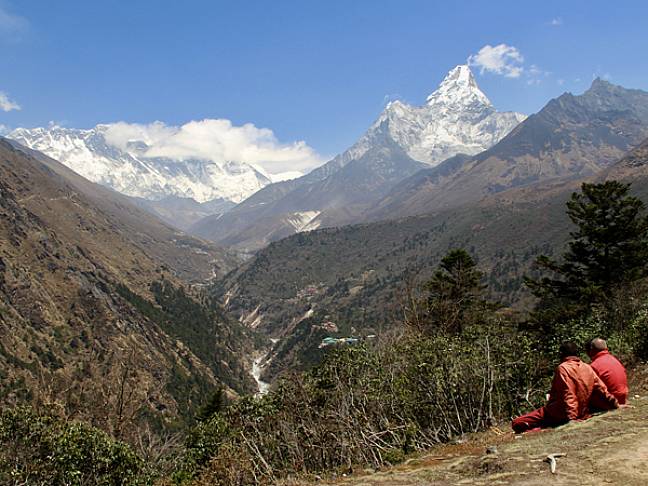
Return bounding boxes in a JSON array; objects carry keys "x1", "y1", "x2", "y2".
[
  {"x1": 512, "y1": 342, "x2": 618, "y2": 434},
  {"x1": 587, "y1": 338, "x2": 629, "y2": 405}
]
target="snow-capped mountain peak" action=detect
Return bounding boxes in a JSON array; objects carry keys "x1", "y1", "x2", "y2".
[
  {"x1": 341, "y1": 64, "x2": 525, "y2": 168},
  {"x1": 426, "y1": 64, "x2": 493, "y2": 109},
  {"x1": 8, "y1": 125, "x2": 273, "y2": 203}
]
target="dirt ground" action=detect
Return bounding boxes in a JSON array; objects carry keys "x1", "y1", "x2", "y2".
[{"x1": 311, "y1": 365, "x2": 648, "y2": 486}]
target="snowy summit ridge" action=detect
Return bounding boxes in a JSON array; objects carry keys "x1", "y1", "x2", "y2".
[
  {"x1": 343, "y1": 64, "x2": 526, "y2": 167},
  {"x1": 8, "y1": 65, "x2": 524, "y2": 206},
  {"x1": 8, "y1": 124, "x2": 273, "y2": 203}
]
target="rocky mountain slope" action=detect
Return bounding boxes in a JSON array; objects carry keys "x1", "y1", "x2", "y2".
[
  {"x1": 366, "y1": 78, "x2": 648, "y2": 221},
  {"x1": 191, "y1": 65, "x2": 525, "y2": 250},
  {"x1": 5, "y1": 139, "x2": 239, "y2": 281},
  {"x1": 0, "y1": 138, "x2": 257, "y2": 431},
  {"x1": 212, "y1": 137, "x2": 648, "y2": 381},
  {"x1": 601, "y1": 136, "x2": 648, "y2": 181}
]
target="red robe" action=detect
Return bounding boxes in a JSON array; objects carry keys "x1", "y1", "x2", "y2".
[
  {"x1": 590, "y1": 350, "x2": 629, "y2": 405},
  {"x1": 512, "y1": 357, "x2": 618, "y2": 433}
]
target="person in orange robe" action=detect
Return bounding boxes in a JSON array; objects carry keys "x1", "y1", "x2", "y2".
[
  {"x1": 587, "y1": 338, "x2": 629, "y2": 405},
  {"x1": 512, "y1": 342, "x2": 618, "y2": 433}
]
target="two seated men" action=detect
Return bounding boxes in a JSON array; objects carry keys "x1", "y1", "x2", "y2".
[{"x1": 512, "y1": 338, "x2": 628, "y2": 433}]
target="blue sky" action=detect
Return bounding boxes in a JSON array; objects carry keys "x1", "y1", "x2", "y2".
[{"x1": 1, "y1": 0, "x2": 647, "y2": 173}]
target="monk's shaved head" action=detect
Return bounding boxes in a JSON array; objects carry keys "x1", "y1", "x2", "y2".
[{"x1": 587, "y1": 338, "x2": 608, "y2": 356}]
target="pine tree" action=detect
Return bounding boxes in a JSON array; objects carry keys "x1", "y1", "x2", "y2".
[
  {"x1": 423, "y1": 249, "x2": 487, "y2": 335},
  {"x1": 196, "y1": 386, "x2": 227, "y2": 422},
  {"x1": 526, "y1": 180, "x2": 648, "y2": 328}
]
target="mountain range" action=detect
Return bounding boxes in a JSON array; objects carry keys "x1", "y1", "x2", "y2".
[
  {"x1": 4, "y1": 61, "x2": 648, "y2": 405},
  {"x1": 189, "y1": 65, "x2": 526, "y2": 250},
  {"x1": 365, "y1": 78, "x2": 648, "y2": 221},
  {"x1": 209, "y1": 78, "x2": 648, "y2": 379},
  {"x1": 193, "y1": 75, "x2": 648, "y2": 251},
  {"x1": 10, "y1": 69, "x2": 648, "y2": 255},
  {"x1": 8, "y1": 124, "x2": 274, "y2": 229}
]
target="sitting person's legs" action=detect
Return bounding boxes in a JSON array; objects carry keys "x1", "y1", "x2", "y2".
[
  {"x1": 512, "y1": 407, "x2": 567, "y2": 433},
  {"x1": 512, "y1": 407, "x2": 546, "y2": 433}
]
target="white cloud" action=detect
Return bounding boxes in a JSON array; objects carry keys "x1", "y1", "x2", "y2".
[
  {"x1": 557, "y1": 79, "x2": 565, "y2": 86},
  {"x1": 104, "y1": 119, "x2": 324, "y2": 175},
  {"x1": 525, "y1": 64, "x2": 550, "y2": 86},
  {"x1": 468, "y1": 45, "x2": 552, "y2": 86},
  {"x1": 549, "y1": 17, "x2": 563, "y2": 26},
  {"x1": 0, "y1": 91, "x2": 20, "y2": 111},
  {"x1": 467, "y1": 44, "x2": 525, "y2": 78},
  {"x1": 528, "y1": 65, "x2": 542, "y2": 77},
  {"x1": 0, "y1": 124, "x2": 9, "y2": 135}
]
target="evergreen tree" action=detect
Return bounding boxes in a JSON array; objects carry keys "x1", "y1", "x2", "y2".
[
  {"x1": 196, "y1": 387, "x2": 227, "y2": 422},
  {"x1": 423, "y1": 249, "x2": 487, "y2": 334},
  {"x1": 526, "y1": 181, "x2": 648, "y2": 329}
]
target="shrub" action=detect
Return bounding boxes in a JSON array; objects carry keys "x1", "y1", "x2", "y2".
[
  {"x1": 526, "y1": 181, "x2": 648, "y2": 335},
  {"x1": 547, "y1": 304, "x2": 648, "y2": 363},
  {"x1": 0, "y1": 406, "x2": 148, "y2": 486}
]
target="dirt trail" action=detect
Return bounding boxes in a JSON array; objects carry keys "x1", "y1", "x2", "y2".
[{"x1": 320, "y1": 377, "x2": 648, "y2": 486}]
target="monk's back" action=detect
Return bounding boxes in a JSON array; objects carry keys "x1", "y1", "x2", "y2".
[
  {"x1": 546, "y1": 357, "x2": 600, "y2": 421},
  {"x1": 590, "y1": 350, "x2": 628, "y2": 404}
]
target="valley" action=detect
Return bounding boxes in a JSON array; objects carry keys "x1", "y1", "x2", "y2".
[{"x1": 5, "y1": 72, "x2": 648, "y2": 408}]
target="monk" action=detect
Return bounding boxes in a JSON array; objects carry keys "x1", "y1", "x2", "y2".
[
  {"x1": 512, "y1": 342, "x2": 618, "y2": 433},
  {"x1": 587, "y1": 338, "x2": 629, "y2": 405}
]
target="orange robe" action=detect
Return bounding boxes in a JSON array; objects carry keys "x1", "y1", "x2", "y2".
[{"x1": 512, "y1": 357, "x2": 618, "y2": 433}]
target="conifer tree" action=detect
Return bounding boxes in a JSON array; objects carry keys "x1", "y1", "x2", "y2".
[
  {"x1": 526, "y1": 180, "x2": 648, "y2": 328},
  {"x1": 196, "y1": 386, "x2": 227, "y2": 422},
  {"x1": 423, "y1": 249, "x2": 487, "y2": 334}
]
